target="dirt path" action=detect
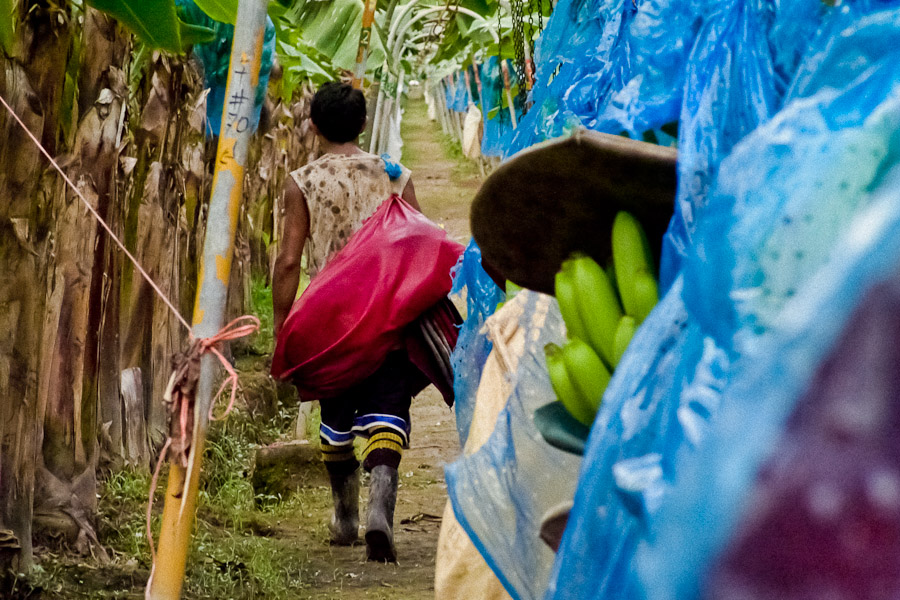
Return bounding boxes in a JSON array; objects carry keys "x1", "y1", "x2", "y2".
[{"x1": 403, "y1": 96, "x2": 481, "y2": 244}]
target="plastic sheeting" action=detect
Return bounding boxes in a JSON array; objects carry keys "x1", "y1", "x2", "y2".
[
  {"x1": 660, "y1": 0, "x2": 894, "y2": 286},
  {"x1": 446, "y1": 291, "x2": 581, "y2": 600},
  {"x1": 544, "y1": 3, "x2": 900, "y2": 600},
  {"x1": 443, "y1": 78, "x2": 455, "y2": 111},
  {"x1": 659, "y1": 0, "x2": 784, "y2": 289},
  {"x1": 479, "y1": 58, "x2": 518, "y2": 158},
  {"x1": 503, "y1": 0, "x2": 705, "y2": 158},
  {"x1": 449, "y1": 240, "x2": 505, "y2": 448},
  {"x1": 450, "y1": 72, "x2": 471, "y2": 112},
  {"x1": 639, "y1": 8, "x2": 900, "y2": 600}
]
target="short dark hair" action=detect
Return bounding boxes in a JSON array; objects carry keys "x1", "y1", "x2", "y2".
[{"x1": 310, "y1": 82, "x2": 366, "y2": 143}]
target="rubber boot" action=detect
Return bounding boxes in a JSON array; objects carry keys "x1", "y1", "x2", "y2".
[
  {"x1": 365, "y1": 464, "x2": 398, "y2": 562},
  {"x1": 328, "y1": 470, "x2": 360, "y2": 545}
]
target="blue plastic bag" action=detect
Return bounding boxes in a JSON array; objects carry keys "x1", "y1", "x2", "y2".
[
  {"x1": 446, "y1": 292, "x2": 581, "y2": 600},
  {"x1": 658, "y1": 0, "x2": 782, "y2": 289},
  {"x1": 451, "y1": 71, "x2": 470, "y2": 112},
  {"x1": 443, "y1": 78, "x2": 454, "y2": 110},
  {"x1": 449, "y1": 240, "x2": 505, "y2": 447},
  {"x1": 479, "y1": 57, "x2": 518, "y2": 157},
  {"x1": 504, "y1": 0, "x2": 706, "y2": 158},
  {"x1": 640, "y1": 8, "x2": 900, "y2": 599}
]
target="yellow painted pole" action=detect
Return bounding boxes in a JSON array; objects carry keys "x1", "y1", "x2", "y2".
[
  {"x1": 352, "y1": 0, "x2": 379, "y2": 88},
  {"x1": 145, "y1": 1, "x2": 268, "y2": 598}
]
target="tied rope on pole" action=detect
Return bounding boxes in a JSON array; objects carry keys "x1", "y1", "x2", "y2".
[
  {"x1": 148, "y1": 1, "x2": 269, "y2": 596},
  {"x1": 147, "y1": 315, "x2": 260, "y2": 560}
]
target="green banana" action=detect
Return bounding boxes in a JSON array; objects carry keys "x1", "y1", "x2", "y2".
[
  {"x1": 612, "y1": 211, "x2": 656, "y2": 322},
  {"x1": 566, "y1": 254, "x2": 623, "y2": 367},
  {"x1": 555, "y1": 266, "x2": 589, "y2": 342},
  {"x1": 562, "y1": 338, "x2": 611, "y2": 414},
  {"x1": 545, "y1": 343, "x2": 595, "y2": 426},
  {"x1": 613, "y1": 315, "x2": 637, "y2": 366},
  {"x1": 632, "y1": 272, "x2": 659, "y2": 323}
]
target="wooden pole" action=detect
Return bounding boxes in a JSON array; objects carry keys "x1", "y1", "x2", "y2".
[{"x1": 145, "y1": 1, "x2": 268, "y2": 597}]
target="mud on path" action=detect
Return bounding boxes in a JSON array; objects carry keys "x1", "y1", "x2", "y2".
[
  {"x1": 276, "y1": 387, "x2": 460, "y2": 600},
  {"x1": 23, "y1": 98, "x2": 482, "y2": 600}
]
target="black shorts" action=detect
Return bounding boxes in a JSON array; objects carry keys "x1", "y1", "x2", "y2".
[{"x1": 318, "y1": 350, "x2": 428, "y2": 449}]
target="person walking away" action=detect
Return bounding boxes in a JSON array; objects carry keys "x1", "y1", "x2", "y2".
[{"x1": 272, "y1": 82, "x2": 424, "y2": 562}]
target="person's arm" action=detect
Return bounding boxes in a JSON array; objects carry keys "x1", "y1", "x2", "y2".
[
  {"x1": 273, "y1": 176, "x2": 310, "y2": 337},
  {"x1": 401, "y1": 177, "x2": 421, "y2": 211}
]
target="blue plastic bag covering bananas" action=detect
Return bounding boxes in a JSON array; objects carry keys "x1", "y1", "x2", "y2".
[
  {"x1": 453, "y1": 71, "x2": 471, "y2": 112},
  {"x1": 449, "y1": 240, "x2": 506, "y2": 447},
  {"x1": 502, "y1": 0, "x2": 700, "y2": 160},
  {"x1": 640, "y1": 7, "x2": 900, "y2": 600},
  {"x1": 541, "y1": 2, "x2": 900, "y2": 600},
  {"x1": 445, "y1": 291, "x2": 581, "y2": 600},
  {"x1": 479, "y1": 58, "x2": 518, "y2": 158}
]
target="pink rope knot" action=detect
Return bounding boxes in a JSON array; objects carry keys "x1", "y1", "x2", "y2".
[
  {"x1": 147, "y1": 315, "x2": 260, "y2": 559},
  {"x1": 195, "y1": 315, "x2": 262, "y2": 421}
]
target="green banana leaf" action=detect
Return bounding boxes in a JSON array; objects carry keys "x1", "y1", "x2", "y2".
[
  {"x1": 193, "y1": 0, "x2": 238, "y2": 24},
  {"x1": 293, "y1": 0, "x2": 361, "y2": 70},
  {"x1": 86, "y1": 0, "x2": 215, "y2": 53},
  {"x1": 279, "y1": 39, "x2": 334, "y2": 81},
  {"x1": 0, "y1": 0, "x2": 14, "y2": 56},
  {"x1": 533, "y1": 401, "x2": 590, "y2": 456},
  {"x1": 279, "y1": 0, "x2": 386, "y2": 72},
  {"x1": 459, "y1": 0, "x2": 492, "y2": 16}
]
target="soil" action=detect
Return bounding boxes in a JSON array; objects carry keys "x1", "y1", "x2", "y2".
[
  {"x1": 276, "y1": 386, "x2": 461, "y2": 600},
  {"x1": 24, "y1": 97, "x2": 483, "y2": 600}
]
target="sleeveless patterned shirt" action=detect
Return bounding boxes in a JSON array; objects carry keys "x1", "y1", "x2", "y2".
[{"x1": 289, "y1": 152, "x2": 411, "y2": 277}]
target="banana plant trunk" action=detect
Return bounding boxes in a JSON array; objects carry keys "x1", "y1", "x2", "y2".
[
  {"x1": 32, "y1": 7, "x2": 130, "y2": 558},
  {"x1": 0, "y1": 0, "x2": 74, "y2": 572}
]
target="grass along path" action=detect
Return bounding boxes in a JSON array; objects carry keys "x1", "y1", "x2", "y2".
[{"x1": 22, "y1": 97, "x2": 482, "y2": 600}]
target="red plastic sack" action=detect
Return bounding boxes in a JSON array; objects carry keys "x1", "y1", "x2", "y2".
[{"x1": 271, "y1": 195, "x2": 464, "y2": 400}]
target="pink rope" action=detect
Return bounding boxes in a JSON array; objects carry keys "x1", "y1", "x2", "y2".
[
  {"x1": 201, "y1": 315, "x2": 262, "y2": 420},
  {"x1": 145, "y1": 315, "x2": 260, "y2": 562},
  {"x1": 0, "y1": 92, "x2": 192, "y2": 333}
]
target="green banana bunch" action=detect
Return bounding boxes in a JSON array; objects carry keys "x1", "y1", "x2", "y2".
[
  {"x1": 556, "y1": 254, "x2": 622, "y2": 367},
  {"x1": 546, "y1": 212, "x2": 660, "y2": 431},
  {"x1": 554, "y1": 267, "x2": 590, "y2": 342},
  {"x1": 613, "y1": 315, "x2": 637, "y2": 366},
  {"x1": 545, "y1": 339, "x2": 611, "y2": 426},
  {"x1": 612, "y1": 211, "x2": 659, "y2": 323}
]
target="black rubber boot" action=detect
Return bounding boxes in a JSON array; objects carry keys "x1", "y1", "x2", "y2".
[
  {"x1": 365, "y1": 464, "x2": 398, "y2": 562},
  {"x1": 328, "y1": 470, "x2": 360, "y2": 546}
]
